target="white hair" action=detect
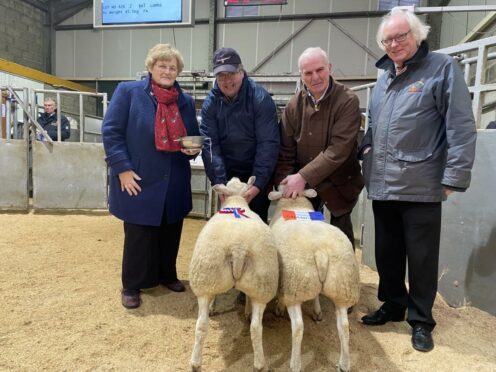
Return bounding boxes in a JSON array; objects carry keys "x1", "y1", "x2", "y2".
[
  {"x1": 376, "y1": 8, "x2": 431, "y2": 51},
  {"x1": 297, "y1": 47, "x2": 330, "y2": 72}
]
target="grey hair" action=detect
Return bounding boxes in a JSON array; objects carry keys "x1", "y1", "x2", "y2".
[
  {"x1": 297, "y1": 47, "x2": 330, "y2": 72},
  {"x1": 43, "y1": 97, "x2": 57, "y2": 105},
  {"x1": 376, "y1": 8, "x2": 431, "y2": 51}
]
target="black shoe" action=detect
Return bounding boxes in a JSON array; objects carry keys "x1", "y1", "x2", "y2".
[
  {"x1": 121, "y1": 289, "x2": 141, "y2": 309},
  {"x1": 361, "y1": 305, "x2": 405, "y2": 325},
  {"x1": 162, "y1": 280, "x2": 186, "y2": 292},
  {"x1": 411, "y1": 324, "x2": 434, "y2": 352}
]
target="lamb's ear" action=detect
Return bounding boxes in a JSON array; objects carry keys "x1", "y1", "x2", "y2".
[
  {"x1": 213, "y1": 184, "x2": 231, "y2": 196},
  {"x1": 247, "y1": 176, "x2": 256, "y2": 187},
  {"x1": 303, "y1": 189, "x2": 317, "y2": 198},
  {"x1": 268, "y1": 190, "x2": 282, "y2": 201}
]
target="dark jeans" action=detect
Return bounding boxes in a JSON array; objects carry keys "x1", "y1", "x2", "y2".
[
  {"x1": 122, "y1": 217, "x2": 184, "y2": 290},
  {"x1": 372, "y1": 200, "x2": 441, "y2": 330},
  {"x1": 311, "y1": 196, "x2": 355, "y2": 250}
]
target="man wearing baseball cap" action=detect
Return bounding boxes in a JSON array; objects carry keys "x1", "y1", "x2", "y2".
[{"x1": 200, "y1": 47, "x2": 280, "y2": 223}]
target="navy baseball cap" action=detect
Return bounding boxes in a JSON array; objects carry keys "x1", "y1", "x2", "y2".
[{"x1": 212, "y1": 47, "x2": 242, "y2": 75}]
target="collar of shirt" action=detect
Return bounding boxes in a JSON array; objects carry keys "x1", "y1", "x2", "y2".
[
  {"x1": 395, "y1": 64, "x2": 408, "y2": 76},
  {"x1": 306, "y1": 82, "x2": 330, "y2": 110}
]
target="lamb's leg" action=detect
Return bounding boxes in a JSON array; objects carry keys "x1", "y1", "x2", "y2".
[
  {"x1": 334, "y1": 306, "x2": 350, "y2": 372},
  {"x1": 287, "y1": 304, "x2": 304, "y2": 372},
  {"x1": 312, "y1": 295, "x2": 323, "y2": 321},
  {"x1": 250, "y1": 301, "x2": 267, "y2": 371},
  {"x1": 208, "y1": 296, "x2": 216, "y2": 316},
  {"x1": 191, "y1": 296, "x2": 210, "y2": 372},
  {"x1": 244, "y1": 294, "x2": 252, "y2": 320}
]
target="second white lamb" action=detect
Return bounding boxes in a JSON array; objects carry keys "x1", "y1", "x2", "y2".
[{"x1": 268, "y1": 186, "x2": 360, "y2": 372}]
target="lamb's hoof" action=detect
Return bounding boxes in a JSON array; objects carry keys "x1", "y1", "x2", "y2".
[
  {"x1": 191, "y1": 364, "x2": 201, "y2": 372},
  {"x1": 253, "y1": 366, "x2": 269, "y2": 372},
  {"x1": 312, "y1": 311, "x2": 323, "y2": 322},
  {"x1": 336, "y1": 364, "x2": 349, "y2": 372}
]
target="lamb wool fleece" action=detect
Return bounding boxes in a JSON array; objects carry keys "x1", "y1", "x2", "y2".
[
  {"x1": 270, "y1": 196, "x2": 360, "y2": 308},
  {"x1": 189, "y1": 195, "x2": 278, "y2": 304}
]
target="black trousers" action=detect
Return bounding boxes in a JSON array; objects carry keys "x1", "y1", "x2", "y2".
[
  {"x1": 311, "y1": 197, "x2": 356, "y2": 250},
  {"x1": 122, "y1": 217, "x2": 184, "y2": 291},
  {"x1": 372, "y1": 200, "x2": 441, "y2": 330},
  {"x1": 225, "y1": 171, "x2": 271, "y2": 223}
]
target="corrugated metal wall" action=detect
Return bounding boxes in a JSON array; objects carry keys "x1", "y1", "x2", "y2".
[{"x1": 54, "y1": 0, "x2": 385, "y2": 79}]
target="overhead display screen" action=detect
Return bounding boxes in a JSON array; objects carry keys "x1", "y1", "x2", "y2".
[
  {"x1": 93, "y1": 0, "x2": 194, "y2": 28},
  {"x1": 225, "y1": 0, "x2": 287, "y2": 5},
  {"x1": 102, "y1": 0, "x2": 181, "y2": 24}
]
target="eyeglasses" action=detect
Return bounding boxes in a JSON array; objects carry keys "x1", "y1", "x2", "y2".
[
  {"x1": 216, "y1": 71, "x2": 239, "y2": 81},
  {"x1": 381, "y1": 30, "x2": 411, "y2": 47},
  {"x1": 155, "y1": 64, "x2": 177, "y2": 73}
]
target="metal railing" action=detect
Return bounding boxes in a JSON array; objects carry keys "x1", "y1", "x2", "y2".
[
  {"x1": 32, "y1": 89, "x2": 108, "y2": 142},
  {"x1": 350, "y1": 36, "x2": 496, "y2": 129},
  {"x1": 0, "y1": 87, "x2": 31, "y2": 142},
  {"x1": 0, "y1": 86, "x2": 107, "y2": 143}
]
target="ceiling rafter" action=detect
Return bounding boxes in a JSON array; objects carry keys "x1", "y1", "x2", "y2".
[{"x1": 19, "y1": 0, "x2": 49, "y2": 13}]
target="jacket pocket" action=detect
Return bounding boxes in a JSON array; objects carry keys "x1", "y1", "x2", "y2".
[
  {"x1": 327, "y1": 161, "x2": 364, "y2": 203},
  {"x1": 390, "y1": 148, "x2": 432, "y2": 162},
  {"x1": 385, "y1": 148, "x2": 443, "y2": 197}
]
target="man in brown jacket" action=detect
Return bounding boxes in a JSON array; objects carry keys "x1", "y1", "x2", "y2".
[{"x1": 274, "y1": 47, "x2": 364, "y2": 248}]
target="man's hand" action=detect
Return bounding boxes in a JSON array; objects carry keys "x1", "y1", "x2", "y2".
[
  {"x1": 243, "y1": 185, "x2": 260, "y2": 204},
  {"x1": 281, "y1": 173, "x2": 307, "y2": 199},
  {"x1": 443, "y1": 187, "x2": 454, "y2": 198},
  {"x1": 119, "y1": 170, "x2": 142, "y2": 196}
]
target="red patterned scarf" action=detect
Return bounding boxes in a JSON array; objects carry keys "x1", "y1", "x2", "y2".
[{"x1": 151, "y1": 80, "x2": 187, "y2": 152}]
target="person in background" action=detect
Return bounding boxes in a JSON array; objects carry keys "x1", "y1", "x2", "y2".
[
  {"x1": 37, "y1": 97, "x2": 70, "y2": 141},
  {"x1": 359, "y1": 9, "x2": 477, "y2": 352},
  {"x1": 273, "y1": 47, "x2": 364, "y2": 250},
  {"x1": 200, "y1": 47, "x2": 280, "y2": 223},
  {"x1": 102, "y1": 44, "x2": 200, "y2": 309}
]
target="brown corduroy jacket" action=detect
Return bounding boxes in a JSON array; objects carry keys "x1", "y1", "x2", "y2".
[{"x1": 274, "y1": 76, "x2": 364, "y2": 216}]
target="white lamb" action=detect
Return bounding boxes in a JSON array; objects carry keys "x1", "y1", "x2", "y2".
[
  {"x1": 268, "y1": 187, "x2": 360, "y2": 372},
  {"x1": 189, "y1": 176, "x2": 279, "y2": 372}
]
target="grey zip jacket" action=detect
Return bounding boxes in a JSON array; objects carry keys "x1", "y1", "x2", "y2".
[{"x1": 359, "y1": 41, "x2": 476, "y2": 202}]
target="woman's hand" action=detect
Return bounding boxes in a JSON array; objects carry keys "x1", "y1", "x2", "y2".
[
  {"x1": 180, "y1": 148, "x2": 201, "y2": 156},
  {"x1": 119, "y1": 170, "x2": 142, "y2": 196}
]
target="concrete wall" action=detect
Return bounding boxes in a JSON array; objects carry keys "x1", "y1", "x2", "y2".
[
  {"x1": 360, "y1": 130, "x2": 496, "y2": 316},
  {"x1": 0, "y1": 139, "x2": 28, "y2": 210},
  {"x1": 32, "y1": 141, "x2": 107, "y2": 209},
  {"x1": 0, "y1": 0, "x2": 47, "y2": 72}
]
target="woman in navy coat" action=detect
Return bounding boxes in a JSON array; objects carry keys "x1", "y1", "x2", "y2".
[{"x1": 102, "y1": 44, "x2": 200, "y2": 309}]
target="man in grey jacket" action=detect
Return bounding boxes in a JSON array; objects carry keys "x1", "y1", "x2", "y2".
[{"x1": 359, "y1": 9, "x2": 476, "y2": 352}]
